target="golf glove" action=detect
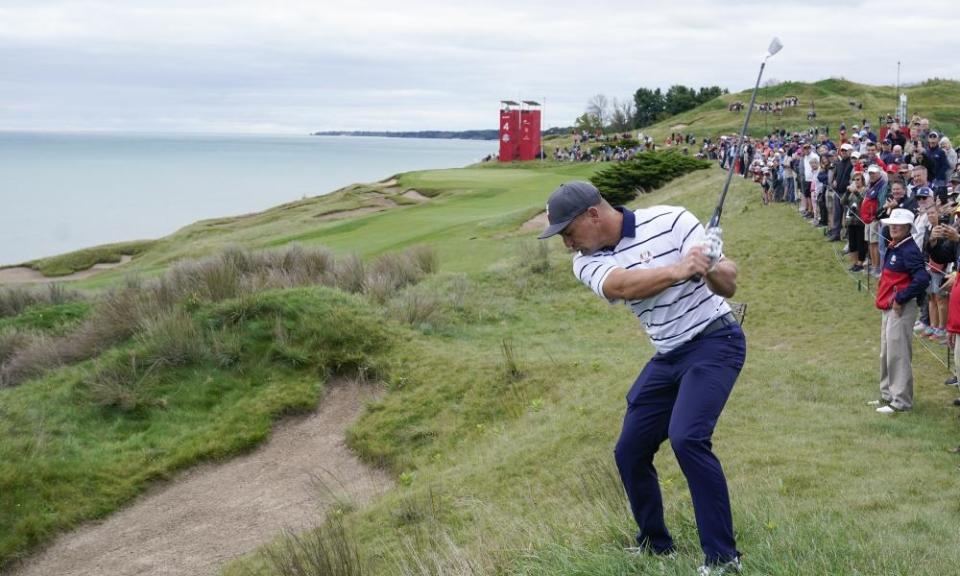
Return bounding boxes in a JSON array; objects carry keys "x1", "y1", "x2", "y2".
[{"x1": 702, "y1": 227, "x2": 723, "y2": 270}]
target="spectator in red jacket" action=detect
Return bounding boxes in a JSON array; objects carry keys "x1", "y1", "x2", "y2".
[{"x1": 871, "y1": 209, "x2": 930, "y2": 413}]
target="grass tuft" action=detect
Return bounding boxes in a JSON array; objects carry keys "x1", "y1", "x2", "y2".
[{"x1": 262, "y1": 519, "x2": 365, "y2": 576}]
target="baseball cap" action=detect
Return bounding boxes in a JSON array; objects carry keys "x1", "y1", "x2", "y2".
[
  {"x1": 929, "y1": 131, "x2": 940, "y2": 139},
  {"x1": 867, "y1": 164, "x2": 883, "y2": 174},
  {"x1": 851, "y1": 150, "x2": 862, "y2": 159},
  {"x1": 538, "y1": 181, "x2": 602, "y2": 239},
  {"x1": 882, "y1": 208, "x2": 915, "y2": 227},
  {"x1": 915, "y1": 186, "x2": 934, "y2": 198},
  {"x1": 886, "y1": 164, "x2": 900, "y2": 173},
  {"x1": 840, "y1": 143, "x2": 854, "y2": 151}
]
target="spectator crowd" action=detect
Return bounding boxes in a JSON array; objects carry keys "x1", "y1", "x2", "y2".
[{"x1": 715, "y1": 114, "x2": 960, "y2": 425}]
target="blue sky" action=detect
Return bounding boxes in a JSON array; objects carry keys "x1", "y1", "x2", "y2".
[{"x1": 1, "y1": 0, "x2": 958, "y2": 134}]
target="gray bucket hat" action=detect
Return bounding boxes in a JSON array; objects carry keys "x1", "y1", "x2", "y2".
[{"x1": 538, "y1": 181, "x2": 602, "y2": 239}]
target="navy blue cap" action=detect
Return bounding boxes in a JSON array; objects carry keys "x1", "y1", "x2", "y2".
[
  {"x1": 915, "y1": 186, "x2": 934, "y2": 198},
  {"x1": 538, "y1": 181, "x2": 602, "y2": 239}
]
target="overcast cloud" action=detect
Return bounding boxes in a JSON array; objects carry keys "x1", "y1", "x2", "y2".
[{"x1": 1, "y1": 0, "x2": 958, "y2": 134}]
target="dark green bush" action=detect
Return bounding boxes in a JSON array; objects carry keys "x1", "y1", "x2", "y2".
[{"x1": 589, "y1": 150, "x2": 711, "y2": 205}]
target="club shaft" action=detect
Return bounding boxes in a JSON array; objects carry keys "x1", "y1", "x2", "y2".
[{"x1": 711, "y1": 59, "x2": 768, "y2": 228}]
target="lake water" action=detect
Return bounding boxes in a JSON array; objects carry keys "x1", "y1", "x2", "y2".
[{"x1": 0, "y1": 133, "x2": 496, "y2": 266}]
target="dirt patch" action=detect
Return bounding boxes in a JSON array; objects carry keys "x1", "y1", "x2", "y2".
[
  {"x1": 520, "y1": 211, "x2": 549, "y2": 233},
  {"x1": 0, "y1": 255, "x2": 133, "y2": 285},
  {"x1": 7, "y1": 380, "x2": 392, "y2": 576},
  {"x1": 402, "y1": 189, "x2": 430, "y2": 202},
  {"x1": 670, "y1": 123, "x2": 688, "y2": 131},
  {"x1": 376, "y1": 178, "x2": 399, "y2": 188}
]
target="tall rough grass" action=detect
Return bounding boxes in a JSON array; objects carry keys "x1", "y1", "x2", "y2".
[
  {"x1": 0, "y1": 244, "x2": 437, "y2": 388},
  {"x1": 0, "y1": 283, "x2": 82, "y2": 318}
]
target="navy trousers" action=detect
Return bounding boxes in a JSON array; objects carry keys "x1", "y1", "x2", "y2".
[{"x1": 614, "y1": 324, "x2": 746, "y2": 564}]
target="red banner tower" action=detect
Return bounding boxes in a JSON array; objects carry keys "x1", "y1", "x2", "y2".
[
  {"x1": 518, "y1": 100, "x2": 542, "y2": 161},
  {"x1": 499, "y1": 100, "x2": 520, "y2": 162}
]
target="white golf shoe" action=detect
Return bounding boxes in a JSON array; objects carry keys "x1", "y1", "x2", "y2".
[{"x1": 697, "y1": 556, "x2": 742, "y2": 575}]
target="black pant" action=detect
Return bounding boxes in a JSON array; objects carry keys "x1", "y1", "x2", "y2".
[
  {"x1": 847, "y1": 225, "x2": 867, "y2": 261},
  {"x1": 817, "y1": 189, "x2": 828, "y2": 226}
]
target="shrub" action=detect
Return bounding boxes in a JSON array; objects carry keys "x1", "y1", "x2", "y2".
[{"x1": 589, "y1": 150, "x2": 711, "y2": 205}]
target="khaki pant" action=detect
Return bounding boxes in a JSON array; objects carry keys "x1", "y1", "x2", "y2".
[
  {"x1": 954, "y1": 333, "x2": 960, "y2": 379},
  {"x1": 880, "y1": 301, "x2": 919, "y2": 410}
]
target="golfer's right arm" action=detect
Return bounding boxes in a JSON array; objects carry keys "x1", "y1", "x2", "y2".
[{"x1": 602, "y1": 247, "x2": 711, "y2": 300}]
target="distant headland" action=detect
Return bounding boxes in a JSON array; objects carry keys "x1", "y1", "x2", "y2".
[
  {"x1": 312, "y1": 130, "x2": 499, "y2": 140},
  {"x1": 311, "y1": 127, "x2": 572, "y2": 141}
]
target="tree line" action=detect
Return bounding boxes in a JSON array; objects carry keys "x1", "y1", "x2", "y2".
[{"x1": 574, "y1": 85, "x2": 728, "y2": 134}]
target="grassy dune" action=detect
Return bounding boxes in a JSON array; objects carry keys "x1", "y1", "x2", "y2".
[
  {"x1": 642, "y1": 78, "x2": 960, "y2": 142},
  {"x1": 218, "y1": 164, "x2": 960, "y2": 575}
]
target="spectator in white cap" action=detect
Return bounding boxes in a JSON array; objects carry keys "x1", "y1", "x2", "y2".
[{"x1": 870, "y1": 208, "x2": 930, "y2": 413}]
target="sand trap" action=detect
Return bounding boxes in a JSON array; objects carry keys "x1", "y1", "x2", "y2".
[
  {"x1": 313, "y1": 206, "x2": 387, "y2": 221},
  {"x1": 520, "y1": 211, "x2": 548, "y2": 232},
  {"x1": 402, "y1": 189, "x2": 429, "y2": 202},
  {"x1": 376, "y1": 178, "x2": 399, "y2": 188},
  {"x1": 0, "y1": 255, "x2": 133, "y2": 285},
  {"x1": 7, "y1": 379, "x2": 392, "y2": 576}
]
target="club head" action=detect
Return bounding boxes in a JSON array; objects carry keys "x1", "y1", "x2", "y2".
[{"x1": 765, "y1": 37, "x2": 783, "y2": 60}]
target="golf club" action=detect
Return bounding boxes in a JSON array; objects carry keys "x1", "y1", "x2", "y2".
[
  {"x1": 709, "y1": 36, "x2": 783, "y2": 230},
  {"x1": 695, "y1": 37, "x2": 782, "y2": 282}
]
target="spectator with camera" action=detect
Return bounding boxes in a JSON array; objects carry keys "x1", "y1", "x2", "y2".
[
  {"x1": 843, "y1": 170, "x2": 868, "y2": 272},
  {"x1": 922, "y1": 199, "x2": 958, "y2": 344}
]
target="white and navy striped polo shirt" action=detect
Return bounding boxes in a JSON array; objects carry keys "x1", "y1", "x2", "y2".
[{"x1": 572, "y1": 205, "x2": 731, "y2": 354}]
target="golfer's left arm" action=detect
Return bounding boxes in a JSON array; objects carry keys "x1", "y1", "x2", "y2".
[{"x1": 706, "y1": 258, "x2": 737, "y2": 298}]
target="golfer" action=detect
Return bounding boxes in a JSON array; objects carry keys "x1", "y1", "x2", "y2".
[{"x1": 540, "y1": 181, "x2": 746, "y2": 575}]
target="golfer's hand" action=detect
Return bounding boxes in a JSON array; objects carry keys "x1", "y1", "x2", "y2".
[
  {"x1": 701, "y1": 227, "x2": 723, "y2": 271},
  {"x1": 677, "y1": 246, "x2": 712, "y2": 279}
]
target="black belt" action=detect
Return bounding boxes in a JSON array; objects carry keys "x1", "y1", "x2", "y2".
[{"x1": 695, "y1": 312, "x2": 738, "y2": 339}]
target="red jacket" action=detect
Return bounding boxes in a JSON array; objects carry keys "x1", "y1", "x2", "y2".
[
  {"x1": 876, "y1": 236, "x2": 930, "y2": 310},
  {"x1": 948, "y1": 274, "x2": 960, "y2": 334}
]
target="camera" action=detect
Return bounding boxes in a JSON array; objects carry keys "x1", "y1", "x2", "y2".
[{"x1": 939, "y1": 214, "x2": 952, "y2": 225}]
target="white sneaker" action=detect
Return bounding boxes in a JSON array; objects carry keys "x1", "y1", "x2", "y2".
[
  {"x1": 876, "y1": 405, "x2": 905, "y2": 414},
  {"x1": 697, "y1": 557, "x2": 742, "y2": 575}
]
